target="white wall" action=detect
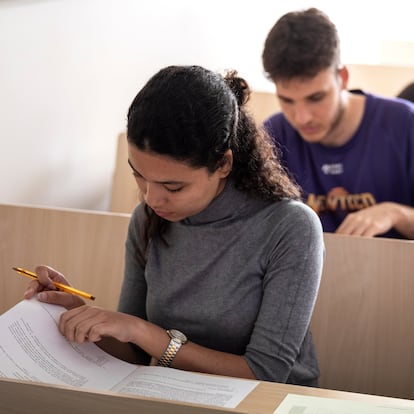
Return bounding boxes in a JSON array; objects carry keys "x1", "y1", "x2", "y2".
[{"x1": 1, "y1": 0, "x2": 413, "y2": 210}]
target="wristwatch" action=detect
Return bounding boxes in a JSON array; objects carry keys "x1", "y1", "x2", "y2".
[{"x1": 157, "y1": 329, "x2": 188, "y2": 367}]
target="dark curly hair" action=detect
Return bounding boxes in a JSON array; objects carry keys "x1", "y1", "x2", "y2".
[{"x1": 126, "y1": 65, "x2": 300, "y2": 250}]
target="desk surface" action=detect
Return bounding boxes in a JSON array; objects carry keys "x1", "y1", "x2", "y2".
[
  {"x1": 239, "y1": 381, "x2": 414, "y2": 413},
  {"x1": 1, "y1": 377, "x2": 414, "y2": 414}
]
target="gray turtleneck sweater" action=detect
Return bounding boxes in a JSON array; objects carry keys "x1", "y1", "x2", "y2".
[{"x1": 118, "y1": 180, "x2": 324, "y2": 386}]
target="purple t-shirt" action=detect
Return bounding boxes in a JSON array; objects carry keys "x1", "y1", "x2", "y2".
[{"x1": 264, "y1": 91, "x2": 414, "y2": 239}]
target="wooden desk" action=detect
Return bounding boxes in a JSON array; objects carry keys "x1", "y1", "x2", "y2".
[{"x1": 1, "y1": 376, "x2": 414, "y2": 414}]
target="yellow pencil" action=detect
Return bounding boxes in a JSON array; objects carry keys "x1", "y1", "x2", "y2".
[{"x1": 13, "y1": 267, "x2": 96, "y2": 301}]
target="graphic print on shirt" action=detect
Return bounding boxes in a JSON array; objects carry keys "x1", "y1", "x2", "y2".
[
  {"x1": 305, "y1": 162, "x2": 377, "y2": 214},
  {"x1": 306, "y1": 187, "x2": 376, "y2": 214}
]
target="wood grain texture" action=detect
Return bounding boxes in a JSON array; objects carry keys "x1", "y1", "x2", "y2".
[
  {"x1": 1, "y1": 375, "x2": 414, "y2": 414},
  {"x1": 312, "y1": 233, "x2": 414, "y2": 399},
  {"x1": 0, "y1": 203, "x2": 130, "y2": 313}
]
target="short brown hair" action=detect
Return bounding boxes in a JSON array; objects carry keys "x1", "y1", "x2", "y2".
[{"x1": 262, "y1": 8, "x2": 340, "y2": 81}]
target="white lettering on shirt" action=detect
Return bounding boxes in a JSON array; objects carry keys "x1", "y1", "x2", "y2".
[{"x1": 321, "y1": 163, "x2": 343, "y2": 175}]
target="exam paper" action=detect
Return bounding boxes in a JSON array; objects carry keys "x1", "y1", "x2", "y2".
[
  {"x1": 274, "y1": 394, "x2": 414, "y2": 414},
  {"x1": 113, "y1": 366, "x2": 257, "y2": 407},
  {"x1": 0, "y1": 299, "x2": 258, "y2": 408},
  {"x1": 0, "y1": 298, "x2": 136, "y2": 389}
]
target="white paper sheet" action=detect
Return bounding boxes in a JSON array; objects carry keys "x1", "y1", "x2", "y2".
[
  {"x1": 0, "y1": 298, "x2": 258, "y2": 408},
  {"x1": 274, "y1": 394, "x2": 414, "y2": 414}
]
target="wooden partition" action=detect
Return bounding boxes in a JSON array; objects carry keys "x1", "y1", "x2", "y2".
[
  {"x1": 347, "y1": 63, "x2": 414, "y2": 98},
  {"x1": 2, "y1": 203, "x2": 414, "y2": 400},
  {"x1": 0, "y1": 203, "x2": 130, "y2": 314},
  {"x1": 2, "y1": 375, "x2": 414, "y2": 414},
  {"x1": 312, "y1": 233, "x2": 414, "y2": 399},
  {"x1": 0, "y1": 378, "x2": 241, "y2": 414},
  {"x1": 110, "y1": 133, "x2": 141, "y2": 213}
]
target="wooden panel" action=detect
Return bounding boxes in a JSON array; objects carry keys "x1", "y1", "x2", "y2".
[
  {"x1": 246, "y1": 90, "x2": 279, "y2": 124},
  {"x1": 1, "y1": 373, "x2": 414, "y2": 414},
  {"x1": 0, "y1": 203, "x2": 130, "y2": 313},
  {"x1": 110, "y1": 133, "x2": 141, "y2": 213},
  {"x1": 0, "y1": 378, "x2": 238, "y2": 414},
  {"x1": 347, "y1": 63, "x2": 414, "y2": 97},
  {"x1": 312, "y1": 233, "x2": 414, "y2": 399}
]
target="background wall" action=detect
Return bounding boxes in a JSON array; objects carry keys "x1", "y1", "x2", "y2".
[{"x1": 1, "y1": 0, "x2": 413, "y2": 211}]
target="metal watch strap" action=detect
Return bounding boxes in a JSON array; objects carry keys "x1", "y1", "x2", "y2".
[{"x1": 157, "y1": 329, "x2": 187, "y2": 367}]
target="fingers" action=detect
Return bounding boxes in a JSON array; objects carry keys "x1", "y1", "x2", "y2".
[
  {"x1": 58, "y1": 307, "x2": 134, "y2": 344},
  {"x1": 336, "y1": 220, "x2": 375, "y2": 237},
  {"x1": 335, "y1": 206, "x2": 393, "y2": 237},
  {"x1": 37, "y1": 289, "x2": 85, "y2": 310},
  {"x1": 23, "y1": 265, "x2": 85, "y2": 310},
  {"x1": 59, "y1": 306, "x2": 105, "y2": 343},
  {"x1": 23, "y1": 265, "x2": 58, "y2": 300},
  {"x1": 35, "y1": 265, "x2": 70, "y2": 285},
  {"x1": 336, "y1": 216, "x2": 370, "y2": 236}
]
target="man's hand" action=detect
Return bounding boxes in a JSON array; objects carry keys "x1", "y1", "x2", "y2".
[{"x1": 336, "y1": 202, "x2": 414, "y2": 238}]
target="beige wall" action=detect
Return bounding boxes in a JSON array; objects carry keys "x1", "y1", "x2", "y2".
[{"x1": 1, "y1": 0, "x2": 413, "y2": 212}]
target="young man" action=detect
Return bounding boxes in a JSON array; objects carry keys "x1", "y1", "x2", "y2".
[{"x1": 262, "y1": 8, "x2": 414, "y2": 239}]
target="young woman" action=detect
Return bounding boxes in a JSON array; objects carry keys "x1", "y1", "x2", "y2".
[{"x1": 24, "y1": 65, "x2": 324, "y2": 386}]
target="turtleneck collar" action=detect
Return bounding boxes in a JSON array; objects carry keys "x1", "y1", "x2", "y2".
[{"x1": 181, "y1": 180, "x2": 252, "y2": 226}]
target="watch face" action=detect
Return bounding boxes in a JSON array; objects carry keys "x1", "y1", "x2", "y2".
[{"x1": 169, "y1": 329, "x2": 187, "y2": 343}]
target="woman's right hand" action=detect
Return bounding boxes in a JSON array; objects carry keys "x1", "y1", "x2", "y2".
[{"x1": 24, "y1": 265, "x2": 85, "y2": 310}]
